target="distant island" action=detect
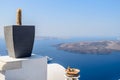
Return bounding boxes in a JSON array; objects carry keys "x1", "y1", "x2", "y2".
[{"x1": 56, "y1": 41, "x2": 120, "y2": 54}]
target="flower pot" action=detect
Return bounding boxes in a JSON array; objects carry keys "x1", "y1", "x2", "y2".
[{"x1": 4, "y1": 25, "x2": 35, "y2": 58}]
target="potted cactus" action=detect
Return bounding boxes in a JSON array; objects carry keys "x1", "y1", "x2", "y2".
[{"x1": 4, "y1": 9, "x2": 35, "y2": 58}]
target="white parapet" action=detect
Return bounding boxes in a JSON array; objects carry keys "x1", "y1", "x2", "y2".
[
  {"x1": 47, "y1": 63, "x2": 66, "y2": 80},
  {"x1": 0, "y1": 54, "x2": 47, "y2": 80}
]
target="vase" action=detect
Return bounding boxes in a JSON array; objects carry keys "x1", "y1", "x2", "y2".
[{"x1": 4, "y1": 25, "x2": 35, "y2": 58}]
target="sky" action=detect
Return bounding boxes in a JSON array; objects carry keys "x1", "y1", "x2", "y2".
[{"x1": 0, "y1": 0, "x2": 120, "y2": 38}]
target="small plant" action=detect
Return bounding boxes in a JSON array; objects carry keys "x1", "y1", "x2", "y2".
[{"x1": 16, "y1": 8, "x2": 22, "y2": 25}]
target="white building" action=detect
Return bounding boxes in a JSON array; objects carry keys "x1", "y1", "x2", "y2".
[{"x1": 0, "y1": 55, "x2": 80, "y2": 80}]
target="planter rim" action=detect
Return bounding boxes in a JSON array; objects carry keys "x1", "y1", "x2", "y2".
[{"x1": 5, "y1": 25, "x2": 35, "y2": 27}]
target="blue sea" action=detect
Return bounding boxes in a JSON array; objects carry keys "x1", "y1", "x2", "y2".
[{"x1": 0, "y1": 37, "x2": 120, "y2": 80}]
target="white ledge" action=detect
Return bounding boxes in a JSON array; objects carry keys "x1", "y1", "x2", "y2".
[{"x1": 0, "y1": 54, "x2": 44, "y2": 71}]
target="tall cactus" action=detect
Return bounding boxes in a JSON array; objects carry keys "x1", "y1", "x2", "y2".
[{"x1": 16, "y1": 8, "x2": 22, "y2": 25}]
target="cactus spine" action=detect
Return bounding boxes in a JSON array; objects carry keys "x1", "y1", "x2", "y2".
[{"x1": 16, "y1": 8, "x2": 22, "y2": 25}]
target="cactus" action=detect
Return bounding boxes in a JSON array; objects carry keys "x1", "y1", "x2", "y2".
[{"x1": 16, "y1": 8, "x2": 22, "y2": 25}]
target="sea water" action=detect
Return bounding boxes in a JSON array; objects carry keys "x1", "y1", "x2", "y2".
[{"x1": 0, "y1": 37, "x2": 120, "y2": 80}]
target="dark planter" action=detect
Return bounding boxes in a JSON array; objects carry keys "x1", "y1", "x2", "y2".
[{"x1": 4, "y1": 25, "x2": 35, "y2": 58}]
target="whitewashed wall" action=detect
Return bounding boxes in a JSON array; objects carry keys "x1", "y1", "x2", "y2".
[
  {"x1": 47, "y1": 63, "x2": 65, "y2": 80},
  {"x1": 5, "y1": 56, "x2": 47, "y2": 80}
]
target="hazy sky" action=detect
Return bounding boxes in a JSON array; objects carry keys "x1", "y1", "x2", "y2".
[{"x1": 0, "y1": 0, "x2": 120, "y2": 38}]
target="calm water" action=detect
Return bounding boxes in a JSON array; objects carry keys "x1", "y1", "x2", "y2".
[{"x1": 0, "y1": 37, "x2": 120, "y2": 80}]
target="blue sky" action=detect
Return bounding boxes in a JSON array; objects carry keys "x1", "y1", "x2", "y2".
[{"x1": 0, "y1": 0, "x2": 120, "y2": 38}]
